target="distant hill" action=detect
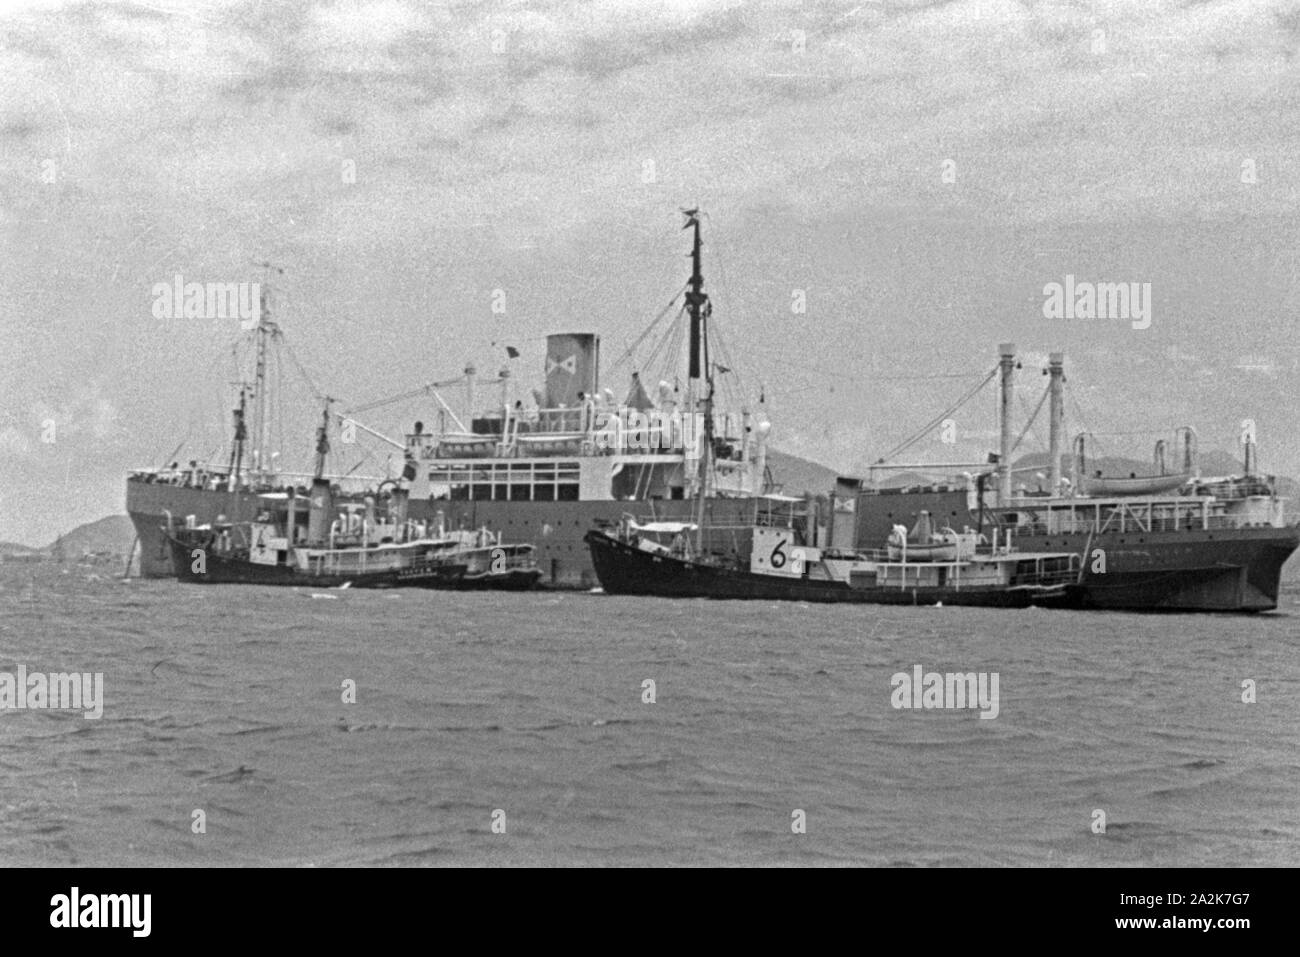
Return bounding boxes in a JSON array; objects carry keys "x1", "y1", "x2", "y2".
[
  {"x1": 766, "y1": 448, "x2": 840, "y2": 496},
  {"x1": 46, "y1": 515, "x2": 137, "y2": 558},
  {"x1": 0, "y1": 541, "x2": 43, "y2": 560},
  {"x1": 0, "y1": 541, "x2": 41, "y2": 553}
]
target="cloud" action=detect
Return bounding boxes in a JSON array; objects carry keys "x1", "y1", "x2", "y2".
[
  {"x1": 3, "y1": 0, "x2": 1300, "y2": 543},
  {"x1": 31, "y1": 389, "x2": 125, "y2": 445},
  {"x1": 0, "y1": 426, "x2": 35, "y2": 461}
]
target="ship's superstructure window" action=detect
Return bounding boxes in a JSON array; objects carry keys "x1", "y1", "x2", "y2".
[{"x1": 429, "y1": 462, "x2": 582, "y2": 502}]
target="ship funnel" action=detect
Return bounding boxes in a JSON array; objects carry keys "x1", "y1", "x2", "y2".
[
  {"x1": 830, "y1": 476, "x2": 861, "y2": 549},
  {"x1": 307, "y1": 477, "x2": 334, "y2": 544},
  {"x1": 544, "y1": 333, "x2": 600, "y2": 409},
  {"x1": 388, "y1": 487, "x2": 409, "y2": 529}
]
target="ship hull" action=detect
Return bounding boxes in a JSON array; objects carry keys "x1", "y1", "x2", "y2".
[
  {"x1": 130, "y1": 480, "x2": 1300, "y2": 610},
  {"x1": 853, "y1": 488, "x2": 1300, "y2": 612},
  {"x1": 167, "y1": 536, "x2": 468, "y2": 588},
  {"x1": 458, "y1": 569, "x2": 543, "y2": 590},
  {"x1": 585, "y1": 532, "x2": 1076, "y2": 607},
  {"x1": 1045, "y1": 528, "x2": 1298, "y2": 612}
]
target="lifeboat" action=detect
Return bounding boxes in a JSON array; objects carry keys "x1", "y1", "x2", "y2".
[
  {"x1": 436, "y1": 434, "x2": 499, "y2": 458},
  {"x1": 515, "y1": 433, "x2": 585, "y2": 456},
  {"x1": 1079, "y1": 472, "x2": 1191, "y2": 496},
  {"x1": 885, "y1": 511, "x2": 961, "y2": 562}
]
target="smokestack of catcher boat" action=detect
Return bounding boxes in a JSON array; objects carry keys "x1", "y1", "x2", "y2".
[
  {"x1": 307, "y1": 477, "x2": 334, "y2": 544},
  {"x1": 389, "y1": 487, "x2": 409, "y2": 531}
]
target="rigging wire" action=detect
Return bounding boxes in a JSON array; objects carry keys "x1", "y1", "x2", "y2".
[
  {"x1": 280, "y1": 335, "x2": 326, "y2": 404},
  {"x1": 639, "y1": 304, "x2": 685, "y2": 394},
  {"x1": 877, "y1": 365, "x2": 999, "y2": 463},
  {"x1": 275, "y1": 346, "x2": 287, "y2": 469},
  {"x1": 702, "y1": 212, "x2": 750, "y2": 411},
  {"x1": 1067, "y1": 384, "x2": 1096, "y2": 454},
  {"x1": 1011, "y1": 385, "x2": 1049, "y2": 455},
  {"x1": 608, "y1": 285, "x2": 689, "y2": 373}
]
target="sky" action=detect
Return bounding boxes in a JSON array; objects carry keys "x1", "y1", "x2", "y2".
[{"x1": 2, "y1": 0, "x2": 1299, "y2": 545}]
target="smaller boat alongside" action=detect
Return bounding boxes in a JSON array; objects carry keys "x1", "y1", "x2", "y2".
[
  {"x1": 166, "y1": 480, "x2": 460, "y2": 588},
  {"x1": 165, "y1": 403, "x2": 541, "y2": 591},
  {"x1": 166, "y1": 479, "x2": 539, "y2": 590},
  {"x1": 585, "y1": 510, "x2": 1081, "y2": 607},
  {"x1": 422, "y1": 528, "x2": 543, "y2": 590}
]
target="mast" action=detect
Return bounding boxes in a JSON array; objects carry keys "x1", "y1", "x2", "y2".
[
  {"x1": 998, "y1": 343, "x2": 1016, "y2": 505},
  {"x1": 251, "y1": 262, "x2": 283, "y2": 480},
  {"x1": 1047, "y1": 352, "x2": 1065, "y2": 496},
  {"x1": 252, "y1": 287, "x2": 269, "y2": 477},
  {"x1": 227, "y1": 386, "x2": 249, "y2": 491},
  {"x1": 683, "y1": 209, "x2": 712, "y2": 550},
  {"x1": 314, "y1": 398, "x2": 334, "y2": 479}
]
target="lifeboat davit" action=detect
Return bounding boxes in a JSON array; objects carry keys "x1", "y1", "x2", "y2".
[{"x1": 886, "y1": 512, "x2": 960, "y2": 562}]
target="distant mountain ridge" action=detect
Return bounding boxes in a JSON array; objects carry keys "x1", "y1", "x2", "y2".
[
  {"x1": 766, "y1": 448, "x2": 841, "y2": 496},
  {"x1": 45, "y1": 515, "x2": 137, "y2": 558},
  {"x1": 0, "y1": 541, "x2": 42, "y2": 555}
]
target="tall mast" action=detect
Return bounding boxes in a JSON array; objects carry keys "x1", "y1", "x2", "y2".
[
  {"x1": 251, "y1": 261, "x2": 283, "y2": 480},
  {"x1": 1047, "y1": 352, "x2": 1065, "y2": 495},
  {"x1": 314, "y1": 397, "x2": 334, "y2": 479},
  {"x1": 252, "y1": 288, "x2": 269, "y2": 477},
  {"x1": 683, "y1": 209, "x2": 713, "y2": 550},
  {"x1": 228, "y1": 386, "x2": 249, "y2": 490},
  {"x1": 998, "y1": 342, "x2": 1016, "y2": 505}
]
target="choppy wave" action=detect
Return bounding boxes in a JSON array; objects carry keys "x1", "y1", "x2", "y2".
[{"x1": 1, "y1": 566, "x2": 1297, "y2": 865}]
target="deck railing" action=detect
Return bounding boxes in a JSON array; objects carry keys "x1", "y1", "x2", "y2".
[{"x1": 999, "y1": 513, "x2": 1268, "y2": 536}]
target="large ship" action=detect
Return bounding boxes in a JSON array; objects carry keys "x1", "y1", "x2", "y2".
[{"x1": 126, "y1": 212, "x2": 776, "y2": 587}]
